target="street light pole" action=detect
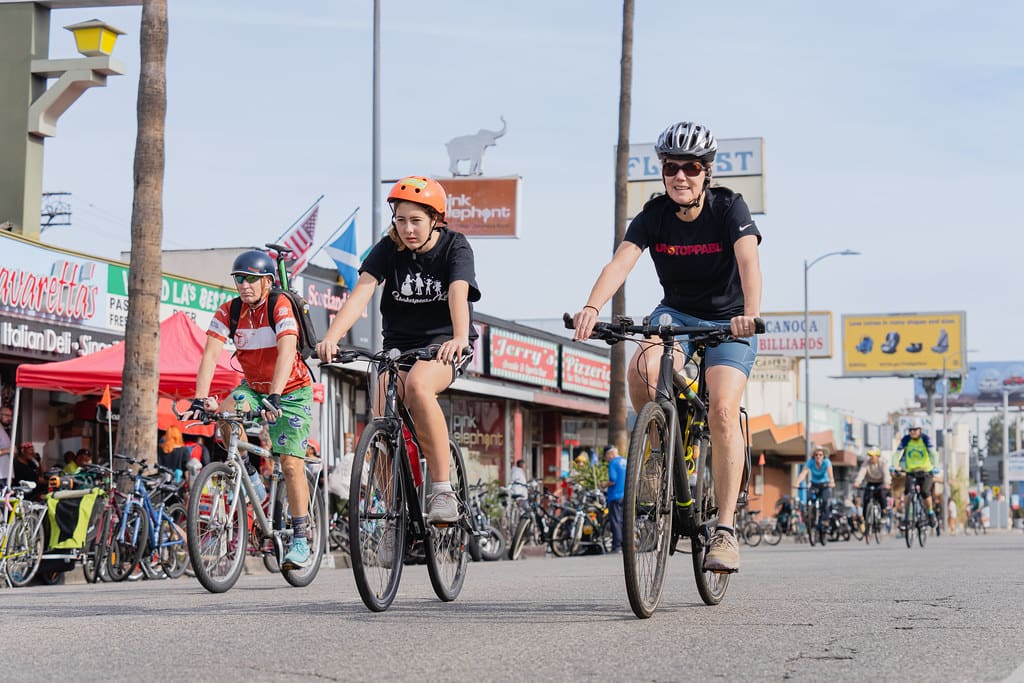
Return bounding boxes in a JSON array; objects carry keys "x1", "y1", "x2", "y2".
[{"x1": 803, "y1": 250, "x2": 860, "y2": 461}]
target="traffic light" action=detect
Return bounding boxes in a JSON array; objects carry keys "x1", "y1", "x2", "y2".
[{"x1": 948, "y1": 376, "x2": 962, "y2": 394}]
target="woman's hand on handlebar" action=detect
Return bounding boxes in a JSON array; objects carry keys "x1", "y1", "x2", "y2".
[
  {"x1": 730, "y1": 314, "x2": 762, "y2": 338},
  {"x1": 437, "y1": 335, "x2": 469, "y2": 365},
  {"x1": 570, "y1": 307, "x2": 600, "y2": 342},
  {"x1": 316, "y1": 336, "x2": 341, "y2": 363}
]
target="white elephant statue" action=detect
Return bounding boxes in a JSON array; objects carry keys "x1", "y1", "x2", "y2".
[{"x1": 445, "y1": 117, "x2": 507, "y2": 176}]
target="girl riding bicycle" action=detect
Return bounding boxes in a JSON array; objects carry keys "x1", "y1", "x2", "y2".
[{"x1": 316, "y1": 176, "x2": 481, "y2": 524}]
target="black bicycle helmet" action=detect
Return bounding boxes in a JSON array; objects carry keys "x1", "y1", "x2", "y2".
[
  {"x1": 655, "y1": 121, "x2": 718, "y2": 162},
  {"x1": 231, "y1": 250, "x2": 276, "y2": 277}
]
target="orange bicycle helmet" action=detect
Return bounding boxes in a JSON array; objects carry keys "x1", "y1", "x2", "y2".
[{"x1": 387, "y1": 176, "x2": 447, "y2": 220}]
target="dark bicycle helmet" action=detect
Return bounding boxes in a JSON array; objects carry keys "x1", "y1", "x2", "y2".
[
  {"x1": 231, "y1": 250, "x2": 276, "y2": 277},
  {"x1": 655, "y1": 121, "x2": 718, "y2": 162}
]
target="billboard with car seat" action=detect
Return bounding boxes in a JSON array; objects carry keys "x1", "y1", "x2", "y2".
[{"x1": 841, "y1": 311, "x2": 966, "y2": 377}]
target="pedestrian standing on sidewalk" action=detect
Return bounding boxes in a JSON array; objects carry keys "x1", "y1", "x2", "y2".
[{"x1": 603, "y1": 445, "x2": 626, "y2": 553}]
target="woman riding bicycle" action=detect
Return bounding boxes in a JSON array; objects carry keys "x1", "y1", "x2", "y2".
[
  {"x1": 316, "y1": 176, "x2": 481, "y2": 524},
  {"x1": 853, "y1": 446, "x2": 891, "y2": 526},
  {"x1": 795, "y1": 446, "x2": 836, "y2": 514},
  {"x1": 572, "y1": 120, "x2": 762, "y2": 573}
]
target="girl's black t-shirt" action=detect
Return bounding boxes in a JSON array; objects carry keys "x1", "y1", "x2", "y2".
[
  {"x1": 623, "y1": 187, "x2": 762, "y2": 320},
  {"x1": 361, "y1": 228, "x2": 481, "y2": 350}
]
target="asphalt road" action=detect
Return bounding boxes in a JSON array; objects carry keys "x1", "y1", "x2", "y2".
[{"x1": 2, "y1": 531, "x2": 1023, "y2": 682}]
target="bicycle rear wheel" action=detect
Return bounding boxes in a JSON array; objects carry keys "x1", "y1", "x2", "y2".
[
  {"x1": 761, "y1": 522, "x2": 782, "y2": 546},
  {"x1": 917, "y1": 505, "x2": 928, "y2": 548},
  {"x1": 349, "y1": 423, "x2": 406, "y2": 612},
  {"x1": 806, "y1": 506, "x2": 817, "y2": 547},
  {"x1": 742, "y1": 520, "x2": 763, "y2": 547},
  {"x1": 692, "y1": 438, "x2": 730, "y2": 605},
  {"x1": 904, "y1": 499, "x2": 914, "y2": 548},
  {"x1": 186, "y1": 462, "x2": 248, "y2": 593},
  {"x1": 623, "y1": 401, "x2": 672, "y2": 619},
  {"x1": 277, "y1": 470, "x2": 327, "y2": 588},
  {"x1": 425, "y1": 440, "x2": 470, "y2": 602},
  {"x1": 157, "y1": 504, "x2": 188, "y2": 579},
  {"x1": 550, "y1": 514, "x2": 575, "y2": 558},
  {"x1": 507, "y1": 516, "x2": 533, "y2": 560}
]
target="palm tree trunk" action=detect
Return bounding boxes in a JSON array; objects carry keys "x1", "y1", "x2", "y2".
[
  {"x1": 121, "y1": 0, "x2": 167, "y2": 466},
  {"x1": 609, "y1": 0, "x2": 634, "y2": 452}
]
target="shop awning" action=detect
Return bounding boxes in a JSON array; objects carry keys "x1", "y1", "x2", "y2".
[
  {"x1": 15, "y1": 311, "x2": 241, "y2": 399},
  {"x1": 748, "y1": 413, "x2": 839, "y2": 459}
]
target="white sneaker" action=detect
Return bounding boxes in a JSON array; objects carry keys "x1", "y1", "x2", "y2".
[{"x1": 427, "y1": 491, "x2": 460, "y2": 524}]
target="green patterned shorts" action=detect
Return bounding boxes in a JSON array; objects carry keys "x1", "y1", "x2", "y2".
[{"x1": 231, "y1": 383, "x2": 313, "y2": 459}]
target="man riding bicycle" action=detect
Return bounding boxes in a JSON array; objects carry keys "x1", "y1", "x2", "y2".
[
  {"x1": 184, "y1": 250, "x2": 316, "y2": 569},
  {"x1": 853, "y1": 447, "x2": 891, "y2": 526},
  {"x1": 892, "y1": 418, "x2": 939, "y2": 528},
  {"x1": 794, "y1": 446, "x2": 835, "y2": 516}
]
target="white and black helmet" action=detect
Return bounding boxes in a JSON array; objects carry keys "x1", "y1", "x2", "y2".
[{"x1": 655, "y1": 121, "x2": 718, "y2": 162}]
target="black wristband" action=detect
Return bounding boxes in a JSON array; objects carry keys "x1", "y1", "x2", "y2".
[{"x1": 583, "y1": 305, "x2": 599, "y2": 314}]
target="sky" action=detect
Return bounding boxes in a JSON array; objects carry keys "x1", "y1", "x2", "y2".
[{"x1": 32, "y1": 0, "x2": 1024, "y2": 425}]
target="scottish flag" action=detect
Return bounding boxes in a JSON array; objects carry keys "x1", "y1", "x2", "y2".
[{"x1": 323, "y1": 215, "x2": 359, "y2": 289}]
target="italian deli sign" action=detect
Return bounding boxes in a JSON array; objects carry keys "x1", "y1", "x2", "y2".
[
  {"x1": 489, "y1": 327, "x2": 557, "y2": 388},
  {"x1": 560, "y1": 346, "x2": 611, "y2": 398}
]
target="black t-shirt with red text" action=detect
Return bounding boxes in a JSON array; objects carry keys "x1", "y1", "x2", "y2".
[
  {"x1": 361, "y1": 228, "x2": 481, "y2": 350},
  {"x1": 623, "y1": 187, "x2": 761, "y2": 320}
]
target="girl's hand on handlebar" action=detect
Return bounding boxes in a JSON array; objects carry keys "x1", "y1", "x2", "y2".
[
  {"x1": 730, "y1": 314, "x2": 761, "y2": 338},
  {"x1": 571, "y1": 307, "x2": 600, "y2": 342},
  {"x1": 316, "y1": 337, "x2": 340, "y2": 363},
  {"x1": 438, "y1": 336, "x2": 469, "y2": 365}
]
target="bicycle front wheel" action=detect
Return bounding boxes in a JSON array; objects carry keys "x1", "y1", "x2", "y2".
[
  {"x1": 5, "y1": 518, "x2": 43, "y2": 587},
  {"x1": 186, "y1": 462, "x2": 248, "y2": 593},
  {"x1": 550, "y1": 515, "x2": 575, "y2": 558},
  {"x1": 108, "y1": 504, "x2": 149, "y2": 582},
  {"x1": 742, "y1": 520, "x2": 763, "y2": 547},
  {"x1": 157, "y1": 504, "x2": 188, "y2": 579},
  {"x1": 349, "y1": 423, "x2": 406, "y2": 612},
  {"x1": 425, "y1": 440, "x2": 470, "y2": 602},
  {"x1": 692, "y1": 438, "x2": 730, "y2": 605},
  {"x1": 623, "y1": 401, "x2": 672, "y2": 619}
]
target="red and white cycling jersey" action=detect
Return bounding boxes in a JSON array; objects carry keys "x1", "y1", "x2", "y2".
[{"x1": 208, "y1": 295, "x2": 311, "y2": 395}]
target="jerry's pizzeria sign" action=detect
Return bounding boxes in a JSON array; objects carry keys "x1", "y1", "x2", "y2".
[{"x1": 487, "y1": 326, "x2": 610, "y2": 398}]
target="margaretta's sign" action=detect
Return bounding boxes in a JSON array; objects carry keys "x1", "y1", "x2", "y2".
[{"x1": 489, "y1": 327, "x2": 557, "y2": 388}]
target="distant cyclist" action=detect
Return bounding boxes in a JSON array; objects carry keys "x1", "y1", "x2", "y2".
[
  {"x1": 892, "y1": 419, "x2": 939, "y2": 528},
  {"x1": 794, "y1": 446, "x2": 835, "y2": 514},
  {"x1": 853, "y1": 447, "x2": 891, "y2": 525}
]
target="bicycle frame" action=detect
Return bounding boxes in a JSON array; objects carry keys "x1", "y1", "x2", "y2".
[
  {"x1": 125, "y1": 472, "x2": 184, "y2": 556},
  {"x1": 0, "y1": 486, "x2": 46, "y2": 586}
]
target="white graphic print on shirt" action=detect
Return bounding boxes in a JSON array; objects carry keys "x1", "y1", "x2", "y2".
[{"x1": 395, "y1": 268, "x2": 447, "y2": 304}]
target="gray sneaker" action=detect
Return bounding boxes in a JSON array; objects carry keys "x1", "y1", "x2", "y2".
[
  {"x1": 427, "y1": 491, "x2": 460, "y2": 525},
  {"x1": 702, "y1": 529, "x2": 740, "y2": 574}
]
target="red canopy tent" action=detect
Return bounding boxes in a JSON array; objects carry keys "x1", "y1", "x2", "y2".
[{"x1": 16, "y1": 311, "x2": 240, "y2": 398}]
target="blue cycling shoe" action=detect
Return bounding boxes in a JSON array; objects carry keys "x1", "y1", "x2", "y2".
[{"x1": 282, "y1": 537, "x2": 311, "y2": 569}]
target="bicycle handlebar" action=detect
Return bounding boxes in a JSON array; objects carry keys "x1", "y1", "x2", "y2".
[
  {"x1": 562, "y1": 312, "x2": 766, "y2": 346},
  {"x1": 330, "y1": 344, "x2": 472, "y2": 366}
]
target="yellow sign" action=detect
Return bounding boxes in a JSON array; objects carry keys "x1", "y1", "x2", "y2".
[{"x1": 842, "y1": 312, "x2": 966, "y2": 377}]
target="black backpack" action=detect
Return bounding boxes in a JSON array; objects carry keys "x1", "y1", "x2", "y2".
[{"x1": 228, "y1": 287, "x2": 319, "y2": 360}]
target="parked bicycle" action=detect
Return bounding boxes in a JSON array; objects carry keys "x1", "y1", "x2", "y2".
[
  {"x1": 0, "y1": 481, "x2": 46, "y2": 587},
  {"x1": 467, "y1": 481, "x2": 505, "y2": 562},
  {"x1": 332, "y1": 345, "x2": 473, "y2": 612},
  {"x1": 112, "y1": 455, "x2": 189, "y2": 580},
  {"x1": 179, "y1": 404, "x2": 326, "y2": 593},
  {"x1": 549, "y1": 487, "x2": 611, "y2": 557},
  {"x1": 564, "y1": 313, "x2": 765, "y2": 617},
  {"x1": 506, "y1": 481, "x2": 565, "y2": 560}
]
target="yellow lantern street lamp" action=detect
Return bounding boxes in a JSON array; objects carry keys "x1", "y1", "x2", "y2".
[{"x1": 65, "y1": 19, "x2": 126, "y2": 57}]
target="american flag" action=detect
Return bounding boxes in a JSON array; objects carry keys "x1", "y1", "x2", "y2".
[{"x1": 274, "y1": 204, "x2": 319, "y2": 278}]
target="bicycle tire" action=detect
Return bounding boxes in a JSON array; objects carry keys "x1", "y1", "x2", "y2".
[
  {"x1": 92, "y1": 507, "x2": 119, "y2": 583},
  {"x1": 549, "y1": 514, "x2": 574, "y2": 558},
  {"x1": 742, "y1": 520, "x2": 763, "y2": 547},
  {"x1": 278, "y1": 471, "x2": 327, "y2": 588},
  {"x1": 158, "y1": 504, "x2": 188, "y2": 579},
  {"x1": 425, "y1": 440, "x2": 471, "y2": 602},
  {"x1": 467, "y1": 535, "x2": 483, "y2": 562},
  {"x1": 917, "y1": 506, "x2": 928, "y2": 548},
  {"x1": 622, "y1": 401, "x2": 672, "y2": 618},
  {"x1": 186, "y1": 461, "x2": 248, "y2": 593},
  {"x1": 5, "y1": 518, "x2": 43, "y2": 587},
  {"x1": 479, "y1": 525, "x2": 505, "y2": 561},
  {"x1": 761, "y1": 522, "x2": 782, "y2": 546},
  {"x1": 904, "y1": 498, "x2": 914, "y2": 549},
  {"x1": 108, "y1": 504, "x2": 149, "y2": 582},
  {"x1": 508, "y1": 516, "x2": 532, "y2": 561},
  {"x1": 692, "y1": 436, "x2": 730, "y2": 606},
  {"x1": 807, "y1": 506, "x2": 817, "y2": 547},
  {"x1": 349, "y1": 423, "x2": 406, "y2": 612},
  {"x1": 81, "y1": 506, "x2": 108, "y2": 584}
]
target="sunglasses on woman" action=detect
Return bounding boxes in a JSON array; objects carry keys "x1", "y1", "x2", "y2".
[
  {"x1": 233, "y1": 274, "x2": 263, "y2": 284},
  {"x1": 662, "y1": 161, "x2": 705, "y2": 178}
]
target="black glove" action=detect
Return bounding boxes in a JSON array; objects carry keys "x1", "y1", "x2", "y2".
[
  {"x1": 261, "y1": 394, "x2": 282, "y2": 423},
  {"x1": 187, "y1": 398, "x2": 208, "y2": 419}
]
